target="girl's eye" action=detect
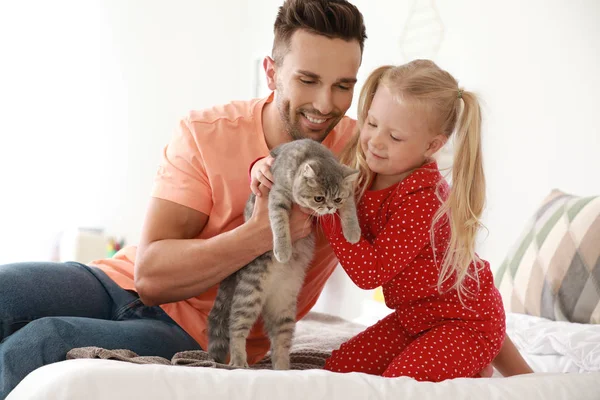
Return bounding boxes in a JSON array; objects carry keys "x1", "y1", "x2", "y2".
[
  {"x1": 390, "y1": 135, "x2": 401, "y2": 142},
  {"x1": 368, "y1": 122, "x2": 377, "y2": 128},
  {"x1": 334, "y1": 198, "x2": 342, "y2": 203},
  {"x1": 314, "y1": 196, "x2": 325, "y2": 203}
]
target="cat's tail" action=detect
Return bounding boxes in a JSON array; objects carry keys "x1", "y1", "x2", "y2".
[{"x1": 207, "y1": 273, "x2": 237, "y2": 363}]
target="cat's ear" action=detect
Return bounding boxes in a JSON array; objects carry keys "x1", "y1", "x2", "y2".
[
  {"x1": 302, "y1": 163, "x2": 316, "y2": 179},
  {"x1": 343, "y1": 166, "x2": 359, "y2": 184}
]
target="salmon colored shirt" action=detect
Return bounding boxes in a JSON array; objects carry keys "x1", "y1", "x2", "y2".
[{"x1": 89, "y1": 93, "x2": 357, "y2": 364}]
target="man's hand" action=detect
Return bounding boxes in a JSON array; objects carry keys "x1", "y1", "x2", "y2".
[
  {"x1": 247, "y1": 184, "x2": 273, "y2": 238},
  {"x1": 250, "y1": 156, "x2": 274, "y2": 196},
  {"x1": 250, "y1": 184, "x2": 313, "y2": 243},
  {"x1": 289, "y1": 204, "x2": 314, "y2": 242}
]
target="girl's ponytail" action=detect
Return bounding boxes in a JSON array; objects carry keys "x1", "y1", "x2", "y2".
[{"x1": 433, "y1": 89, "x2": 486, "y2": 301}]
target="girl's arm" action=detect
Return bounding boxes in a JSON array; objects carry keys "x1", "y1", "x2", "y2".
[{"x1": 321, "y1": 189, "x2": 439, "y2": 290}]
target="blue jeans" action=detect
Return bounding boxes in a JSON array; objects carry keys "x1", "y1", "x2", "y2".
[{"x1": 0, "y1": 262, "x2": 202, "y2": 399}]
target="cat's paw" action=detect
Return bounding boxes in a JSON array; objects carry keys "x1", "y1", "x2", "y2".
[
  {"x1": 228, "y1": 354, "x2": 249, "y2": 369},
  {"x1": 343, "y1": 225, "x2": 361, "y2": 244},
  {"x1": 272, "y1": 358, "x2": 290, "y2": 370},
  {"x1": 274, "y1": 243, "x2": 292, "y2": 263}
]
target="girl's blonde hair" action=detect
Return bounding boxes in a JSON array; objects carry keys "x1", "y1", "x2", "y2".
[{"x1": 340, "y1": 60, "x2": 485, "y2": 300}]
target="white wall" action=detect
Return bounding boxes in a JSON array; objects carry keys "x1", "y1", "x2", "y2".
[
  {"x1": 0, "y1": 0, "x2": 251, "y2": 262},
  {"x1": 432, "y1": 0, "x2": 600, "y2": 268}
]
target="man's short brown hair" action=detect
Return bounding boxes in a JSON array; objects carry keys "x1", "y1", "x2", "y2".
[{"x1": 272, "y1": 0, "x2": 367, "y2": 65}]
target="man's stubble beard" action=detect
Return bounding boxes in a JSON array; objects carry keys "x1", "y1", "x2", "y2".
[{"x1": 275, "y1": 90, "x2": 342, "y2": 143}]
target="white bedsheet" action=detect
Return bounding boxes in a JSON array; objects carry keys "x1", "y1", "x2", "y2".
[
  {"x1": 507, "y1": 312, "x2": 600, "y2": 373},
  {"x1": 8, "y1": 312, "x2": 600, "y2": 400}
]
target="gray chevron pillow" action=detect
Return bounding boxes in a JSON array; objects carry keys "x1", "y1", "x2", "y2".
[{"x1": 495, "y1": 189, "x2": 600, "y2": 324}]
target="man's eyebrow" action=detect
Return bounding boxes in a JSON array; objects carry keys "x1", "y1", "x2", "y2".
[
  {"x1": 297, "y1": 70, "x2": 320, "y2": 79},
  {"x1": 297, "y1": 70, "x2": 357, "y2": 84},
  {"x1": 338, "y1": 77, "x2": 358, "y2": 84}
]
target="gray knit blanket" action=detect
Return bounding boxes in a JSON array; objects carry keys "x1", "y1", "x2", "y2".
[{"x1": 66, "y1": 312, "x2": 366, "y2": 370}]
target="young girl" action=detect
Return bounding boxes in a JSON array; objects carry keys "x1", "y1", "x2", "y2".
[{"x1": 251, "y1": 60, "x2": 533, "y2": 381}]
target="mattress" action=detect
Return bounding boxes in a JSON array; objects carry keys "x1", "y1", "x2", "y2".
[{"x1": 8, "y1": 311, "x2": 600, "y2": 400}]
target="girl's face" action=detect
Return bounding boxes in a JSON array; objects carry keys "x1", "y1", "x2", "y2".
[{"x1": 360, "y1": 85, "x2": 446, "y2": 184}]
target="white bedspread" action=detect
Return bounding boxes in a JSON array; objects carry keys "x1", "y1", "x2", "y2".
[
  {"x1": 8, "y1": 312, "x2": 600, "y2": 400},
  {"x1": 507, "y1": 312, "x2": 600, "y2": 373}
]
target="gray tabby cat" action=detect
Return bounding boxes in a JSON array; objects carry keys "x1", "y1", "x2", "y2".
[{"x1": 207, "y1": 138, "x2": 360, "y2": 370}]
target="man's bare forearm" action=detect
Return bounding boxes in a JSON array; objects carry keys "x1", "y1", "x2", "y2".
[{"x1": 135, "y1": 221, "x2": 272, "y2": 306}]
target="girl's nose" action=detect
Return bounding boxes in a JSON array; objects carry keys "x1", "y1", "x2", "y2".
[{"x1": 370, "y1": 135, "x2": 385, "y2": 150}]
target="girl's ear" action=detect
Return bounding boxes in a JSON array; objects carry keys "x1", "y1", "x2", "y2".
[
  {"x1": 264, "y1": 56, "x2": 277, "y2": 91},
  {"x1": 425, "y1": 135, "x2": 448, "y2": 157}
]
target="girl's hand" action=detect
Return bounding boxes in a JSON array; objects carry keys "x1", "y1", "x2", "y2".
[{"x1": 250, "y1": 156, "x2": 275, "y2": 196}]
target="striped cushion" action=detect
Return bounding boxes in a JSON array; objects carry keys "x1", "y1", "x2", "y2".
[{"x1": 495, "y1": 189, "x2": 600, "y2": 324}]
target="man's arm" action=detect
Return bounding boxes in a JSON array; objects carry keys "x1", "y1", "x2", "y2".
[
  {"x1": 135, "y1": 190, "x2": 313, "y2": 306},
  {"x1": 134, "y1": 196, "x2": 273, "y2": 306}
]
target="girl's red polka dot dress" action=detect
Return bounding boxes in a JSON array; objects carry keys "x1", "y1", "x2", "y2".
[{"x1": 321, "y1": 161, "x2": 505, "y2": 382}]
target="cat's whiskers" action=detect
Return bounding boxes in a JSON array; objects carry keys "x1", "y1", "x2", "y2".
[{"x1": 319, "y1": 210, "x2": 337, "y2": 233}]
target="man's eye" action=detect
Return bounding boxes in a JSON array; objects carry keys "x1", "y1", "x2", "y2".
[
  {"x1": 300, "y1": 79, "x2": 316, "y2": 85},
  {"x1": 337, "y1": 85, "x2": 351, "y2": 91}
]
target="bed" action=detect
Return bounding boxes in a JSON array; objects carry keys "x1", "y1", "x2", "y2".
[
  {"x1": 10, "y1": 189, "x2": 600, "y2": 399},
  {"x1": 8, "y1": 307, "x2": 600, "y2": 400}
]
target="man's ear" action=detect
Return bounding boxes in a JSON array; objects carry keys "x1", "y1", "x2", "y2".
[
  {"x1": 263, "y1": 56, "x2": 277, "y2": 91},
  {"x1": 425, "y1": 135, "x2": 448, "y2": 157}
]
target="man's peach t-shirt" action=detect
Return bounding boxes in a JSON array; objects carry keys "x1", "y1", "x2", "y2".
[{"x1": 89, "y1": 93, "x2": 357, "y2": 364}]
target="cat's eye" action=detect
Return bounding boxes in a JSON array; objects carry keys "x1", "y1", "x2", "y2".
[
  {"x1": 334, "y1": 198, "x2": 343, "y2": 203},
  {"x1": 314, "y1": 196, "x2": 325, "y2": 203}
]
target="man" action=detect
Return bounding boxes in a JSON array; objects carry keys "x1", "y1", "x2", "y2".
[
  {"x1": 113, "y1": 0, "x2": 365, "y2": 367},
  {"x1": 0, "y1": 1, "x2": 366, "y2": 397}
]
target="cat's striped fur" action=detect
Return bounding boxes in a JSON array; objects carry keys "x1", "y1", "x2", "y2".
[{"x1": 207, "y1": 139, "x2": 360, "y2": 370}]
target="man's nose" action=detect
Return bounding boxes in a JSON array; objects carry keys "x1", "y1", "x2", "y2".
[{"x1": 313, "y1": 88, "x2": 334, "y2": 116}]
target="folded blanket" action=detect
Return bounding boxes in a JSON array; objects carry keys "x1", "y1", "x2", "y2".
[{"x1": 66, "y1": 312, "x2": 369, "y2": 370}]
